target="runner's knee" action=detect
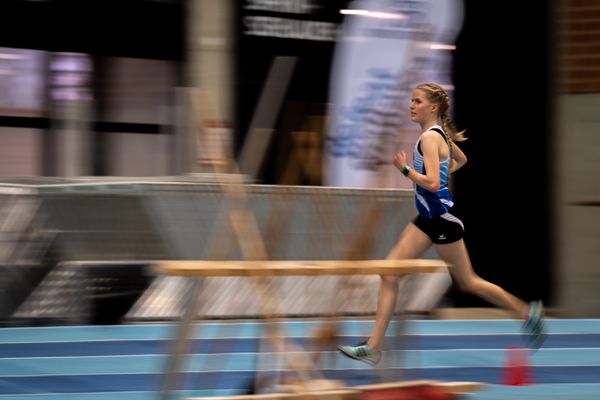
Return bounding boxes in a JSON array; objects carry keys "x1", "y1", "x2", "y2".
[{"x1": 456, "y1": 275, "x2": 483, "y2": 294}]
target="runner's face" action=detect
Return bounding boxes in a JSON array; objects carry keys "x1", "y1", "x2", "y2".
[{"x1": 410, "y1": 89, "x2": 434, "y2": 124}]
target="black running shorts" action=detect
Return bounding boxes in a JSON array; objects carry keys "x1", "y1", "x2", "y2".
[{"x1": 413, "y1": 211, "x2": 464, "y2": 244}]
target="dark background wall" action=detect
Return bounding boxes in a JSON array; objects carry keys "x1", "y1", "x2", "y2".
[
  {"x1": 234, "y1": 0, "x2": 349, "y2": 157},
  {"x1": 451, "y1": 0, "x2": 554, "y2": 306},
  {"x1": 0, "y1": 0, "x2": 185, "y2": 60}
]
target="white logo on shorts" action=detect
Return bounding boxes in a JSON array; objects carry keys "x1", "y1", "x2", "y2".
[{"x1": 438, "y1": 234, "x2": 446, "y2": 241}]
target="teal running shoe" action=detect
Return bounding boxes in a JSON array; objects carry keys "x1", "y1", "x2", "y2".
[
  {"x1": 522, "y1": 300, "x2": 547, "y2": 349},
  {"x1": 337, "y1": 341, "x2": 381, "y2": 366}
]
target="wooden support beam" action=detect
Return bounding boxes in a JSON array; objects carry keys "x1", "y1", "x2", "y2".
[
  {"x1": 187, "y1": 392, "x2": 357, "y2": 400},
  {"x1": 154, "y1": 259, "x2": 449, "y2": 277},
  {"x1": 356, "y1": 379, "x2": 485, "y2": 394},
  {"x1": 185, "y1": 379, "x2": 485, "y2": 400}
]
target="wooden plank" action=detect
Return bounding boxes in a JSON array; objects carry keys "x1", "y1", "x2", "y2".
[
  {"x1": 185, "y1": 380, "x2": 484, "y2": 399},
  {"x1": 187, "y1": 391, "x2": 358, "y2": 400},
  {"x1": 356, "y1": 380, "x2": 485, "y2": 394},
  {"x1": 154, "y1": 259, "x2": 449, "y2": 277},
  {"x1": 436, "y1": 381, "x2": 487, "y2": 393}
]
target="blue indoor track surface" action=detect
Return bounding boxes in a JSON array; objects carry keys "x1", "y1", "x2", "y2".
[{"x1": 1, "y1": 319, "x2": 599, "y2": 400}]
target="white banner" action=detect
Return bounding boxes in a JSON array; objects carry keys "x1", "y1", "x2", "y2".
[{"x1": 324, "y1": 0, "x2": 464, "y2": 188}]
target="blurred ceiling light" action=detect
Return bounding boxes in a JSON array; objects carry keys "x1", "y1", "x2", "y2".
[
  {"x1": 0, "y1": 53, "x2": 26, "y2": 60},
  {"x1": 50, "y1": 57, "x2": 92, "y2": 72},
  {"x1": 416, "y1": 41, "x2": 456, "y2": 50},
  {"x1": 429, "y1": 43, "x2": 456, "y2": 50},
  {"x1": 340, "y1": 9, "x2": 406, "y2": 20}
]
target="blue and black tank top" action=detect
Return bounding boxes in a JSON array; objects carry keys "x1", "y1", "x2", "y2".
[{"x1": 412, "y1": 125, "x2": 454, "y2": 218}]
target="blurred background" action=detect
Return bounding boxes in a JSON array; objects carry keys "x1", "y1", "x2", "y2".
[{"x1": 0, "y1": 0, "x2": 598, "y2": 327}]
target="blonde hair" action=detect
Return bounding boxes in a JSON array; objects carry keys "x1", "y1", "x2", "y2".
[{"x1": 415, "y1": 82, "x2": 467, "y2": 143}]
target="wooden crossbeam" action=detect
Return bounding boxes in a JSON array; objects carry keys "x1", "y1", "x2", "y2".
[
  {"x1": 188, "y1": 391, "x2": 356, "y2": 400},
  {"x1": 356, "y1": 379, "x2": 485, "y2": 393},
  {"x1": 185, "y1": 379, "x2": 485, "y2": 399},
  {"x1": 154, "y1": 259, "x2": 449, "y2": 277}
]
